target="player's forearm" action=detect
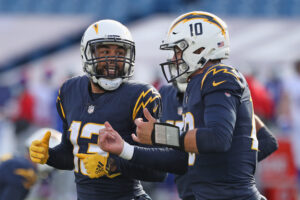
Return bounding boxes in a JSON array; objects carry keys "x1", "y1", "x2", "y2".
[
  {"x1": 192, "y1": 91, "x2": 237, "y2": 153},
  {"x1": 114, "y1": 155, "x2": 167, "y2": 182},
  {"x1": 47, "y1": 147, "x2": 74, "y2": 170},
  {"x1": 257, "y1": 126, "x2": 278, "y2": 162},
  {"x1": 46, "y1": 124, "x2": 74, "y2": 170},
  {"x1": 183, "y1": 129, "x2": 198, "y2": 153},
  {"x1": 120, "y1": 145, "x2": 188, "y2": 175},
  {"x1": 47, "y1": 140, "x2": 74, "y2": 170},
  {"x1": 194, "y1": 125, "x2": 233, "y2": 153}
]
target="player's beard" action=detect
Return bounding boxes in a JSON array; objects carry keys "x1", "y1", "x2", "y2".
[{"x1": 96, "y1": 62, "x2": 123, "y2": 79}]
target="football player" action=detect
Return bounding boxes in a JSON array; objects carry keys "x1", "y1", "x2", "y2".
[
  {"x1": 98, "y1": 11, "x2": 278, "y2": 200},
  {"x1": 0, "y1": 128, "x2": 61, "y2": 200},
  {"x1": 159, "y1": 79, "x2": 277, "y2": 200},
  {"x1": 29, "y1": 20, "x2": 165, "y2": 200},
  {"x1": 0, "y1": 154, "x2": 37, "y2": 200}
]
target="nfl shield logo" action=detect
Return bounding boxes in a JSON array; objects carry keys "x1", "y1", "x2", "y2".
[{"x1": 88, "y1": 105, "x2": 95, "y2": 114}]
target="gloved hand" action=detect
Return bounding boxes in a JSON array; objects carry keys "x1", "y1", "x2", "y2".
[
  {"x1": 29, "y1": 131, "x2": 51, "y2": 164},
  {"x1": 76, "y1": 153, "x2": 121, "y2": 179}
]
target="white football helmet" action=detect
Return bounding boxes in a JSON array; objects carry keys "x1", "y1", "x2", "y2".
[
  {"x1": 26, "y1": 128, "x2": 62, "y2": 173},
  {"x1": 81, "y1": 19, "x2": 135, "y2": 91},
  {"x1": 160, "y1": 11, "x2": 230, "y2": 83}
]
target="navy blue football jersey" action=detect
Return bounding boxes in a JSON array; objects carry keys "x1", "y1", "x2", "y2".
[
  {"x1": 183, "y1": 64, "x2": 260, "y2": 199},
  {"x1": 53, "y1": 75, "x2": 161, "y2": 200},
  {"x1": 159, "y1": 85, "x2": 194, "y2": 200},
  {"x1": 0, "y1": 155, "x2": 37, "y2": 200},
  {"x1": 159, "y1": 85, "x2": 183, "y2": 127}
]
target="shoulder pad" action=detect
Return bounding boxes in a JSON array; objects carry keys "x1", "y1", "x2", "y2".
[
  {"x1": 158, "y1": 85, "x2": 168, "y2": 94},
  {"x1": 132, "y1": 84, "x2": 161, "y2": 120},
  {"x1": 159, "y1": 85, "x2": 175, "y2": 97},
  {"x1": 60, "y1": 75, "x2": 87, "y2": 94},
  {"x1": 201, "y1": 64, "x2": 246, "y2": 97}
]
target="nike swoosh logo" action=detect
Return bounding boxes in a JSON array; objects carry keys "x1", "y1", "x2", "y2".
[
  {"x1": 212, "y1": 80, "x2": 226, "y2": 87},
  {"x1": 172, "y1": 32, "x2": 178, "y2": 35}
]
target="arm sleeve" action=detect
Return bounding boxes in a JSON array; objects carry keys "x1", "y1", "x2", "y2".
[
  {"x1": 195, "y1": 91, "x2": 239, "y2": 153},
  {"x1": 47, "y1": 126, "x2": 74, "y2": 170},
  {"x1": 0, "y1": 185, "x2": 28, "y2": 200},
  {"x1": 111, "y1": 155, "x2": 166, "y2": 182},
  {"x1": 46, "y1": 89, "x2": 74, "y2": 170},
  {"x1": 257, "y1": 126, "x2": 278, "y2": 162},
  {"x1": 130, "y1": 146, "x2": 188, "y2": 175}
]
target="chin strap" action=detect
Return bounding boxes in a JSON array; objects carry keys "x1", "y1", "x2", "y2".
[{"x1": 92, "y1": 76, "x2": 123, "y2": 91}]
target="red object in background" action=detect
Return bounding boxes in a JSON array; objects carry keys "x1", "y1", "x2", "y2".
[
  {"x1": 260, "y1": 137, "x2": 298, "y2": 200},
  {"x1": 17, "y1": 90, "x2": 35, "y2": 122},
  {"x1": 245, "y1": 75, "x2": 274, "y2": 120}
]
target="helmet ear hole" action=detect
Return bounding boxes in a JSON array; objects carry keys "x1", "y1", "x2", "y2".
[{"x1": 193, "y1": 47, "x2": 205, "y2": 54}]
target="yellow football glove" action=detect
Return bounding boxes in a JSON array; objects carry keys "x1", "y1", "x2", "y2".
[
  {"x1": 76, "y1": 153, "x2": 107, "y2": 178},
  {"x1": 76, "y1": 153, "x2": 121, "y2": 179},
  {"x1": 29, "y1": 131, "x2": 51, "y2": 164}
]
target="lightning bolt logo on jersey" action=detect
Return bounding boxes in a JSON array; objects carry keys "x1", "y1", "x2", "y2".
[
  {"x1": 182, "y1": 64, "x2": 258, "y2": 199},
  {"x1": 56, "y1": 75, "x2": 161, "y2": 199}
]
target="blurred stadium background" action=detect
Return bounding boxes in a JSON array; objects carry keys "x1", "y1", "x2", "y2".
[{"x1": 0, "y1": 0, "x2": 300, "y2": 199}]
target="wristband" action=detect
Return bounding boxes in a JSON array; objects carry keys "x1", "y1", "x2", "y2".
[{"x1": 119, "y1": 141, "x2": 134, "y2": 160}]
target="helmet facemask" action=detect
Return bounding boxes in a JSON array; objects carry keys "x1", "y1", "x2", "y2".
[
  {"x1": 83, "y1": 37, "x2": 135, "y2": 91},
  {"x1": 160, "y1": 40, "x2": 190, "y2": 83}
]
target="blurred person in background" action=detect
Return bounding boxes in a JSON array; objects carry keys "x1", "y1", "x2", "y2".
[
  {"x1": 0, "y1": 112, "x2": 16, "y2": 157},
  {"x1": 245, "y1": 74, "x2": 275, "y2": 125},
  {"x1": 0, "y1": 154, "x2": 37, "y2": 200},
  {"x1": 265, "y1": 69, "x2": 285, "y2": 125},
  {"x1": 0, "y1": 128, "x2": 61, "y2": 200},
  {"x1": 30, "y1": 68, "x2": 56, "y2": 127},
  {"x1": 278, "y1": 59, "x2": 300, "y2": 188},
  {"x1": 13, "y1": 74, "x2": 35, "y2": 135},
  {"x1": 0, "y1": 85, "x2": 11, "y2": 110},
  {"x1": 98, "y1": 11, "x2": 278, "y2": 200},
  {"x1": 28, "y1": 19, "x2": 166, "y2": 200}
]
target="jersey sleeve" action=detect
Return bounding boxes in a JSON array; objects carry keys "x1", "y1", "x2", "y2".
[
  {"x1": 201, "y1": 65, "x2": 246, "y2": 98},
  {"x1": 56, "y1": 86, "x2": 67, "y2": 125},
  {"x1": 132, "y1": 85, "x2": 162, "y2": 121},
  {"x1": 195, "y1": 91, "x2": 239, "y2": 152},
  {"x1": 111, "y1": 155, "x2": 167, "y2": 182},
  {"x1": 257, "y1": 126, "x2": 278, "y2": 162},
  {"x1": 130, "y1": 147, "x2": 188, "y2": 175},
  {"x1": 47, "y1": 83, "x2": 74, "y2": 170}
]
